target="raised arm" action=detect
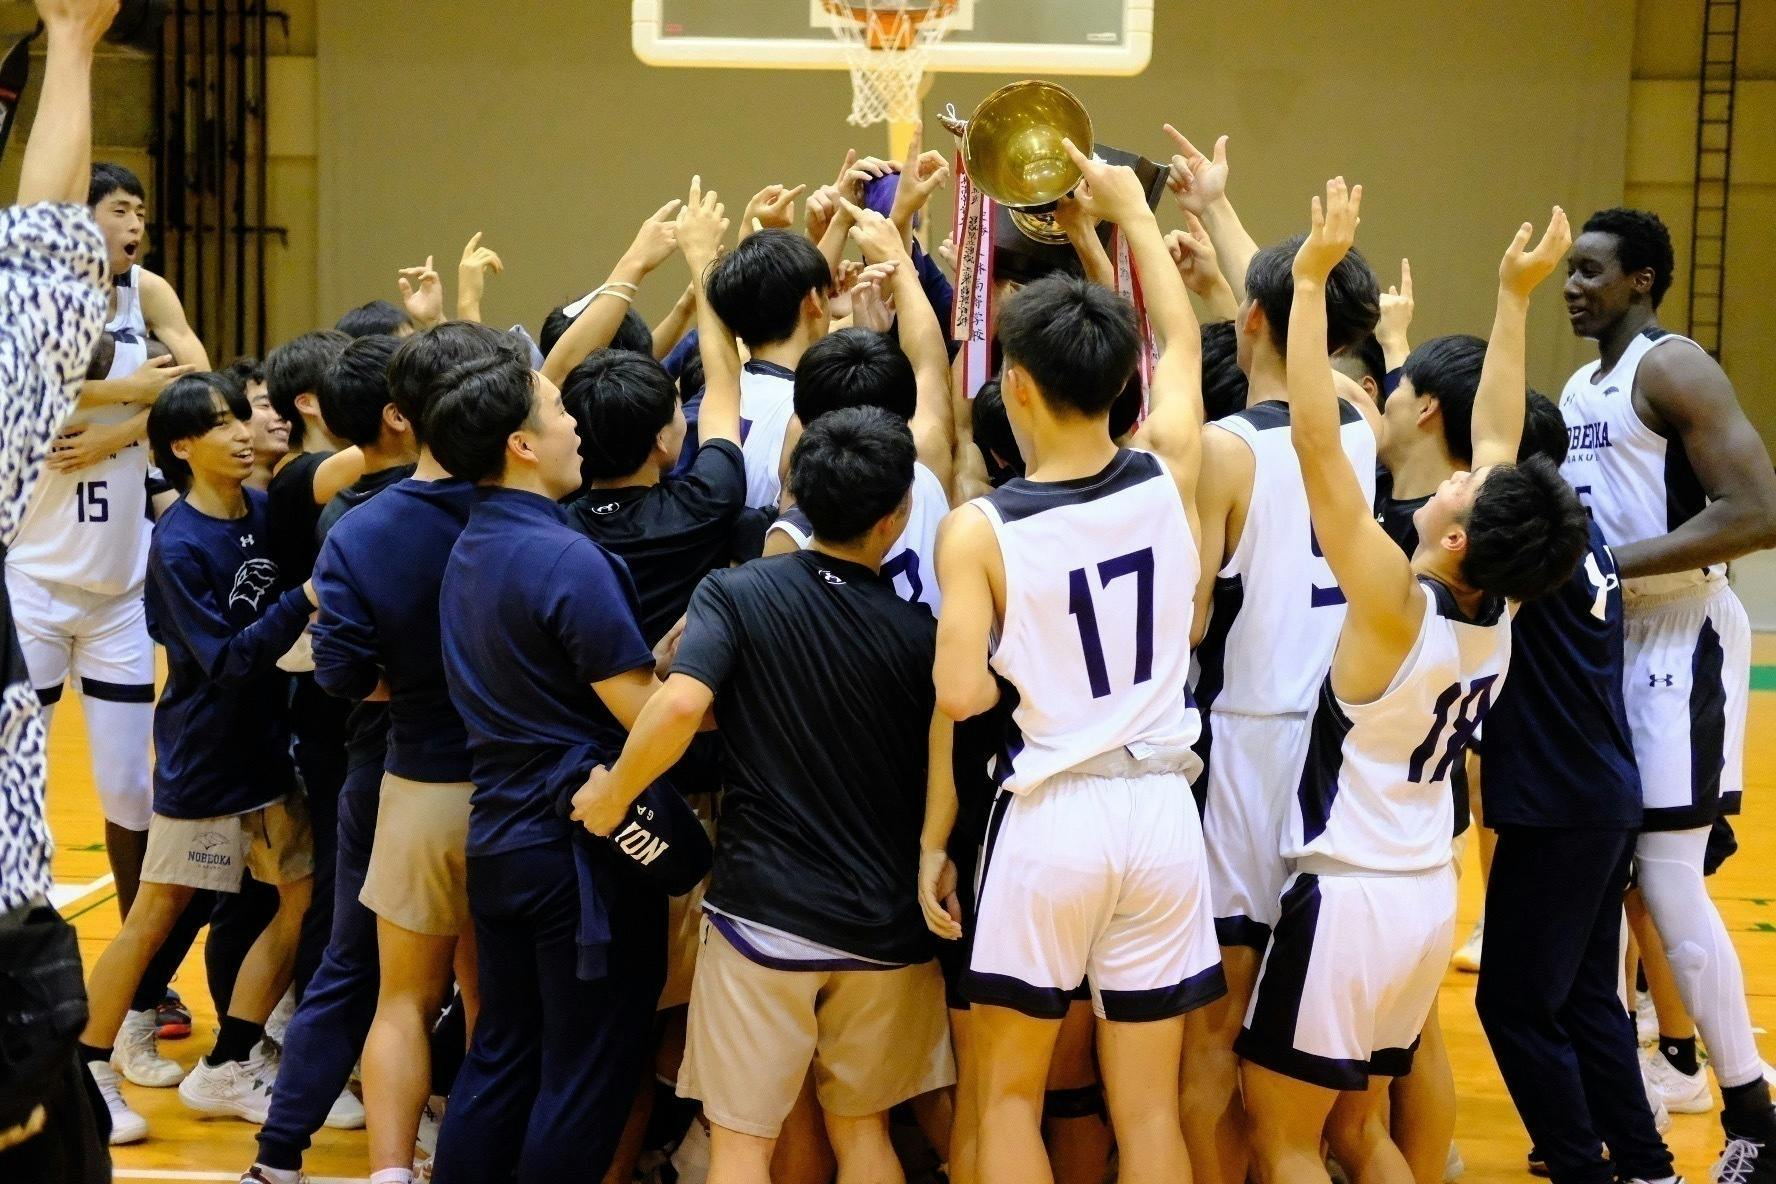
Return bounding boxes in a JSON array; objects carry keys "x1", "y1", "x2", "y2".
[
  {"x1": 540, "y1": 199, "x2": 683, "y2": 387},
  {"x1": 455, "y1": 231, "x2": 504, "y2": 324},
  {"x1": 1471, "y1": 209, "x2": 1571, "y2": 471},
  {"x1": 15, "y1": 0, "x2": 115, "y2": 206},
  {"x1": 651, "y1": 284, "x2": 696, "y2": 360},
  {"x1": 1285, "y1": 179, "x2": 1422, "y2": 647},
  {"x1": 1062, "y1": 140, "x2": 1204, "y2": 498},
  {"x1": 1054, "y1": 194, "x2": 1115, "y2": 288},
  {"x1": 1376, "y1": 259, "x2": 1414, "y2": 370},
  {"x1": 1163, "y1": 127, "x2": 1258, "y2": 304},
  {"x1": 887, "y1": 122, "x2": 950, "y2": 253},
  {"x1": 675, "y1": 177, "x2": 740, "y2": 448},
  {"x1": 1167, "y1": 215, "x2": 1240, "y2": 322},
  {"x1": 843, "y1": 198, "x2": 956, "y2": 488}
]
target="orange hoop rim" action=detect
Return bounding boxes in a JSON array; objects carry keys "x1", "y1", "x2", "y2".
[{"x1": 820, "y1": 0, "x2": 958, "y2": 51}]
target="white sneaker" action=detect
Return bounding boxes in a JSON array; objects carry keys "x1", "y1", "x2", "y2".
[
  {"x1": 1445, "y1": 1142, "x2": 1466, "y2": 1181},
  {"x1": 264, "y1": 987, "x2": 296, "y2": 1047},
  {"x1": 1642, "y1": 1046, "x2": 1713, "y2": 1114},
  {"x1": 1452, "y1": 919, "x2": 1483, "y2": 973},
  {"x1": 1636, "y1": 991, "x2": 1660, "y2": 1045},
  {"x1": 1643, "y1": 1065, "x2": 1673, "y2": 1134},
  {"x1": 87, "y1": 1059, "x2": 149, "y2": 1144},
  {"x1": 670, "y1": 1117, "x2": 711, "y2": 1184},
  {"x1": 179, "y1": 1052, "x2": 279, "y2": 1124},
  {"x1": 1710, "y1": 1136, "x2": 1769, "y2": 1184},
  {"x1": 1763, "y1": 1061, "x2": 1775, "y2": 1088},
  {"x1": 322, "y1": 1084, "x2": 365, "y2": 1130},
  {"x1": 114, "y1": 1007, "x2": 188, "y2": 1087}
]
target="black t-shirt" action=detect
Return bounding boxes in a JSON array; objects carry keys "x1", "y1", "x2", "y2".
[
  {"x1": 674, "y1": 551, "x2": 938, "y2": 964},
  {"x1": 267, "y1": 450, "x2": 331, "y2": 589},
  {"x1": 316, "y1": 463, "x2": 414, "y2": 545},
  {"x1": 564, "y1": 440, "x2": 747, "y2": 646}
]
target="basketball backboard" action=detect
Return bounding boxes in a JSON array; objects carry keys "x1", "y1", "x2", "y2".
[{"x1": 631, "y1": 0, "x2": 1153, "y2": 76}]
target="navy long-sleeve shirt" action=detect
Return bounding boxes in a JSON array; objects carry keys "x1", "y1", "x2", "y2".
[
  {"x1": 312, "y1": 478, "x2": 475, "y2": 783},
  {"x1": 440, "y1": 487, "x2": 654, "y2": 857},
  {"x1": 145, "y1": 489, "x2": 310, "y2": 818}
]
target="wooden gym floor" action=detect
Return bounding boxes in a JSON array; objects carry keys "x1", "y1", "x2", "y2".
[{"x1": 47, "y1": 643, "x2": 1776, "y2": 1184}]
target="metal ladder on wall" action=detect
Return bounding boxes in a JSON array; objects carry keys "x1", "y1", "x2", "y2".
[
  {"x1": 152, "y1": 3, "x2": 287, "y2": 363},
  {"x1": 1685, "y1": 0, "x2": 1740, "y2": 358}
]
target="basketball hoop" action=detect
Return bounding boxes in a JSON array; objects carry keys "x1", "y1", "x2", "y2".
[{"x1": 822, "y1": 0, "x2": 957, "y2": 127}]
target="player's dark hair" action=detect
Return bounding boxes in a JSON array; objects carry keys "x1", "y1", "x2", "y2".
[
  {"x1": 1583, "y1": 207, "x2": 1675, "y2": 309},
  {"x1": 388, "y1": 321, "x2": 519, "y2": 446},
  {"x1": 971, "y1": 377, "x2": 1024, "y2": 487},
  {"x1": 1200, "y1": 320, "x2": 1248, "y2": 421},
  {"x1": 1516, "y1": 390, "x2": 1568, "y2": 466},
  {"x1": 423, "y1": 351, "x2": 537, "y2": 484},
  {"x1": 335, "y1": 300, "x2": 411, "y2": 339},
  {"x1": 86, "y1": 332, "x2": 116, "y2": 381},
  {"x1": 562, "y1": 350, "x2": 679, "y2": 482},
  {"x1": 539, "y1": 303, "x2": 652, "y2": 361},
  {"x1": 148, "y1": 372, "x2": 250, "y2": 491},
  {"x1": 705, "y1": 230, "x2": 832, "y2": 348},
  {"x1": 677, "y1": 347, "x2": 706, "y2": 406},
  {"x1": 1245, "y1": 234, "x2": 1381, "y2": 356},
  {"x1": 264, "y1": 330, "x2": 351, "y2": 450},
  {"x1": 319, "y1": 333, "x2": 402, "y2": 447},
  {"x1": 1402, "y1": 334, "x2": 1488, "y2": 462},
  {"x1": 1109, "y1": 373, "x2": 1143, "y2": 441},
  {"x1": 1334, "y1": 333, "x2": 1388, "y2": 391},
  {"x1": 226, "y1": 355, "x2": 265, "y2": 388},
  {"x1": 789, "y1": 406, "x2": 916, "y2": 545},
  {"x1": 88, "y1": 162, "x2": 145, "y2": 207},
  {"x1": 998, "y1": 274, "x2": 1138, "y2": 418},
  {"x1": 794, "y1": 328, "x2": 917, "y2": 426},
  {"x1": 1460, "y1": 455, "x2": 1589, "y2": 601}
]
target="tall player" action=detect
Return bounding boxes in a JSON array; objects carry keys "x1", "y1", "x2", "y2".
[
  {"x1": 1183, "y1": 230, "x2": 1380, "y2": 1184},
  {"x1": 928, "y1": 143, "x2": 1221, "y2": 1184},
  {"x1": 1238, "y1": 181, "x2": 1582, "y2": 1184},
  {"x1": 1560, "y1": 207, "x2": 1776, "y2": 1182},
  {"x1": 4, "y1": 161, "x2": 205, "y2": 945}
]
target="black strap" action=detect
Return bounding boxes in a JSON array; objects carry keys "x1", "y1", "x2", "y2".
[{"x1": 0, "y1": 26, "x2": 43, "y2": 167}]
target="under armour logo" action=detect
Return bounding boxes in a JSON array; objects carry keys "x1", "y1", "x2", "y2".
[
  {"x1": 1648, "y1": 673, "x2": 1674, "y2": 688},
  {"x1": 818, "y1": 569, "x2": 846, "y2": 586},
  {"x1": 592, "y1": 502, "x2": 620, "y2": 515},
  {"x1": 239, "y1": 533, "x2": 254, "y2": 547}
]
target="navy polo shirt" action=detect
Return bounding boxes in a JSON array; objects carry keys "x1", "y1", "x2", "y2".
[{"x1": 440, "y1": 486, "x2": 654, "y2": 857}]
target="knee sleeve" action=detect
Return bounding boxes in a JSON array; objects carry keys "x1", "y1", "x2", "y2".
[
  {"x1": 1044, "y1": 1084, "x2": 1106, "y2": 1122},
  {"x1": 82, "y1": 697, "x2": 152, "y2": 830}
]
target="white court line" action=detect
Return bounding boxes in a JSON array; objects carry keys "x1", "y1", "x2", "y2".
[
  {"x1": 50, "y1": 872, "x2": 113, "y2": 909},
  {"x1": 115, "y1": 1171, "x2": 366, "y2": 1183}
]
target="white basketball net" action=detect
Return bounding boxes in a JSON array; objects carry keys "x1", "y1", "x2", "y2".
[{"x1": 824, "y1": 1, "x2": 956, "y2": 127}]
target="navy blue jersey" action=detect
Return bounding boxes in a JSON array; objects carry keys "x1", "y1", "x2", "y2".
[
  {"x1": 440, "y1": 487, "x2": 654, "y2": 857},
  {"x1": 313, "y1": 478, "x2": 476, "y2": 783},
  {"x1": 1480, "y1": 520, "x2": 1641, "y2": 828},
  {"x1": 145, "y1": 490, "x2": 310, "y2": 818}
]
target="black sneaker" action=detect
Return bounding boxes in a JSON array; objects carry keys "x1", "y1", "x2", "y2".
[
  {"x1": 1527, "y1": 1147, "x2": 1550, "y2": 1178},
  {"x1": 156, "y1": 988, "x2": 192, "y2": 1039},
  {"x1": 1712, "y1": 1137, "x2": 1771, "y2": 1184}
]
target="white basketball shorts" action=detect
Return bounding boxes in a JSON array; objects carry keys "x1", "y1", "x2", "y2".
[
  {"x1": 1622, "y1": 582, "x2": 1747, "y2": 831},
  {"x1": 964, "y1": 750, "x2": 1225, "y2": 1023},
  {"x1": 1199, "y1": 711, "x2": 1312, "y2": 949},
  {"x1": 3, "y1": 567, "x2": 155, "y2": 708},
  {"x1": 1236, "y1": 861, "x2": 1457, "y2": 1091}
]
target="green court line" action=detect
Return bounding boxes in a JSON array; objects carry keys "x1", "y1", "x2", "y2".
[
  {"x1": 1754, "y1": 665, "x2": 1776, "y2": 691},
  {"x1": 63, "y1": 892, "x2": 117, "y2": 923}
]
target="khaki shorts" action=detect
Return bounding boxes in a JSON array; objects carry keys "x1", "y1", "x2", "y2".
[
  {"x1": 359, "y1": 774, "x2": 472, "y2": 936},
  {"x1": 141, "y1": 795, "x2": 313, "y2": 892},
  {"x1": 658, "y1": 795, "x2": 717, "y2": 1012},
  {"x1": 678, "y1": 918, "x2": 955, "y2": 1138}
]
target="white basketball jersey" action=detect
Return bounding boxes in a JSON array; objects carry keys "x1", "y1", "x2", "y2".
[
  {"x1": 975, "y1": 449, "x2": 1201, "y2": 795},
  {"x1": 1559, "y1": 327, "x2": 1722, "y2": 602},
  {"x1": 8, "y1": 265, "x2": 153, "y2": 595},
  {"x1": 766, "y1": 459, "x2": 948, "y2": 614},
  {"x1": 1285, "y1": 579, "x2": 1512, "y2": 872},
  {"x1": 739, "y1": 360, "x2": 797, "y2": 510},
  {"x1": 1196, "y1": 399, "x2": 1376, "y2": 718}
]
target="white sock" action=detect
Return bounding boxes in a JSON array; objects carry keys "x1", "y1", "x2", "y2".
[
  {"x1": 369, "y1": 1170, "x2": 413, "y2": 1184},
  {"x1": 252, "y1": 1167, "x2": 301, "y2": 1184}
]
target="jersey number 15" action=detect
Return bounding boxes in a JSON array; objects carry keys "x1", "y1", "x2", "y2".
[{"x1": 74, "y1": 480, "x2": 110, "y2": 524}]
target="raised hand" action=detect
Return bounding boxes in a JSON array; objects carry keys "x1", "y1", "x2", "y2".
[
  {"x1": 1053, "y1": 191, "x2": 1098, "y2": 243},
  {"x1": 1163, "y1": 125, "x2": 1230, "y2": 216},
  {"x1": 849, "y1": 261, "x2": 899, "y2": 333},
  {"x1": 676, "y1": 175, "x2": 730, "y2": 272},
  {"x1": 1499, "y1": 207, "x2": 1571, "y2": 298},
  {"x1": 1165, "y1": 213, "x2": 1223, "y2": 297},
  {"x1": 936, "y1": 233, "x2": 958, "y2": 278},
  {"x1": 1293, "y1": 177, "x2": 1362, "y2": 285},
  {"x1": 623, "y1": 198, "x2": 685, "y2": 274},
  {"x1": 457, "y1": 231, "x2": 504, "y2": 321},
  {"x1": 396, "y1": 255, "x2": 445, "y2": 329},
  {"x1": 889, "y1": 121, "x2": 951, "y2": 229},
  {"x1": 34, "y1": 0, "x2": 118, "y2": 46},
  {"x1": 1378, "y1": 258, "x2": 1414, "y2": 344},
  {"x1": 805, "y1": 185, "x2": 841, "y2": 245},
  {"x1": 841, "y1": 197, "x2": 910, "y2": 264},
  {"x1": 1060, "y1": 138, "x2": 1152, "y2": 228},
  {"x1": 742, "y1": 183, "x2": 808, "y2": 234},
  {"x1": 834, "y1": 147, "x2": 898, "y2": 204}
]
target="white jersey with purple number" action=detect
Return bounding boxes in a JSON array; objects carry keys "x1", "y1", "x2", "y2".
[
  {"x1": 766, "y1": 459, "x2": 948, "y2": 614},
  {"x1": 8, "y1": 265, "x2": 153, "y2": 594},
  {"x1": 974, "y1": 449, "x2": 1200, "y2": 795},
  {"x1": 738, "y1": 360, "x2": 797, "y2": 511},
  {"x1": 1559, "y1": 327, "x2": 1722, "y2": 602}
]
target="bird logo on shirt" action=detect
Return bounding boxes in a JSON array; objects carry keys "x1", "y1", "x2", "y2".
[{"x1": 229, "y1": 559, "x2": 280, "y2": 611}]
